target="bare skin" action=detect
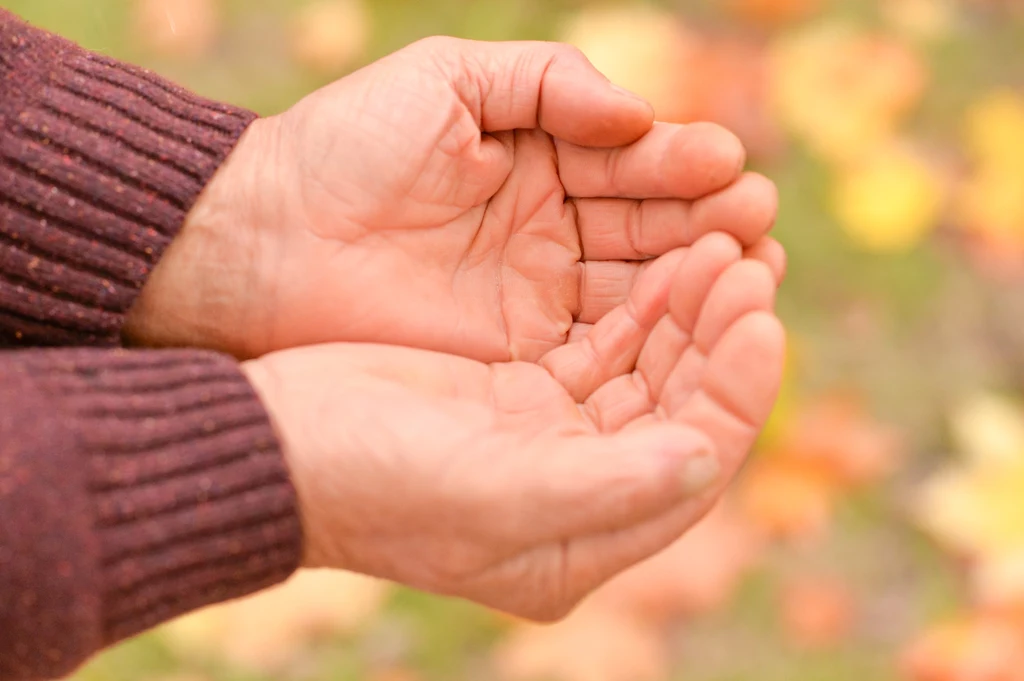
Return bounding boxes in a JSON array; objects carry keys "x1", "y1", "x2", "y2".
[
  {"x1": 244, "y1": 233, "x2": 784, "y2": 620},
  {"x1": 123, "y1": 37, "x2": 787, "y2": 620},
  {"x1": 125, "y1": 38, "x2": 782, "y2": 362}
]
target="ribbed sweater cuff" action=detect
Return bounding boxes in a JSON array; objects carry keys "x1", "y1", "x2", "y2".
[
  {"x1": 0, "y1": 12, "x2": 257, "y2": 346},
  {"x1": 22, "y1": 349, "x2": 303, "y2": 645}
]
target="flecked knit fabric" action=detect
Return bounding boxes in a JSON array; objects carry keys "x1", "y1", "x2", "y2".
[
  {"x1": 0, "y1": 8, "x2": 257, "y2": 346},
  {"x1": 0, "y1": 349, "x2": 303, "y2": 681},
  {"x1": 0, "y1": 11, "x2": 304, "y2": 681}
]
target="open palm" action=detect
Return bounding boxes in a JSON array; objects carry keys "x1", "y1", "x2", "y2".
[
  {"x1": 246, "y1": 233, "x2": 784, "y2": 619},
  {"x1": 140, "y1": 38, "x2": 781, "y2": 361}
]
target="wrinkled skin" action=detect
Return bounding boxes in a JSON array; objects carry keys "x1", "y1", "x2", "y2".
[
  {"x1": 244, "y1": 234, "x2": 785, "y2": 620},
  {"x1": 126, "y1": 37, "x2": 782, "y2": 361}
]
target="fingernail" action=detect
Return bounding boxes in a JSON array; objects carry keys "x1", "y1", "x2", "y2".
[{"x1": 680, "y1": 452, "x2": 720, "y2": 496}]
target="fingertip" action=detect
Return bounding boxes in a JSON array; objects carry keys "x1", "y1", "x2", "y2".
[
  {"x1": 692, "y1": 310, "x2": 786, "y2": 431},
  {"x1": 693, "y1": 259, "x2": 777, "y2": 352},
  {"x1": 741, "y1": 172, "x2": 780, "y2": 225},
  {"x1": 686, "y1": 172, "x2": 778, "y2": 247},
  {"x1": 667, "y1": 233, "x2": 743, "y2": 331},
  {"x1": 745, "y1": 237, "x2": 787, "y2": 285},
  {"x1": 668, "y1": 123, "x2": 747, "y2": 198},
  {"x1": 690, "y1": 231, "x2": 745, "y2": 261},
  {"x1": 724, "y1": 311, "x2": 787, "y2": 388},
  {"x1": 540, "y1": 50, "x2": 655, "y2": 147}
]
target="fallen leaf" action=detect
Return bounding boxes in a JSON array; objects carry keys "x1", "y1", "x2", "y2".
[
  {"x1": 724, "y1": 0, "x2": 825, "y2": 25},
  {"x1": 902, "y1": 612, "x2": 1024, "y2": 681},
  {"x1": 778, "y1": 396, "x2": 904, "y2": 485},
  {"x1": 495, "y1": 602, "x2": 669, "y2": 681},
  {"x1": 679, "y1": 36, "x2": 787, "y2": 161},
  {"x1": 882, "y1": 0, "x2": 957, "y2": 41},
  {"x1": 769, "y1": 22, "x2": 928, "y2": 163},
  {"x1": 590, "y1": 499, "x2": 764, "y2": 625},
  {"x1": 951, "y1": 393, "x2": 1024, "y2": 468},
  {"x1": 132, "y1": 0, "x2": 220, "y2": 58},
  {"x1": 738, "y1": 457, "x2": 834, "y2": 540},
  {"x1": 559, "y1": 6, "x2": 697, "y2": 124},
  {"x1": 161, "y1": 569, "x2": 391, "y2": 670},
  {"x1": 291, "y1": 0, "x2": 371, "y2": 73},
  {"x1": 832, "y1": 145, "x2": 946, "y2": 253},
  {"x1": 780, "y1": 577, "x2": 856, "y2": 649}
]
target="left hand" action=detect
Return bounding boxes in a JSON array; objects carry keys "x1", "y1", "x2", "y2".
[{"x1": 242, "y1": 233, "x2": 785, "y2": 619}]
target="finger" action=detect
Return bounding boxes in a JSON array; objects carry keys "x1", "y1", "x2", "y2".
[
  {"x1": 539, "y1": 249, "x2": 687, "y2": 402},
  {"x1": 632, "y1": 233, "x2": 743, "y2": 402},
  {"x1": 556, "y1": 122, "x2": 746, "y2": 200},
  {"x1": 744, "y1": 236, "x2": 787, "y2": 285},
  {"x1": 658, "y1": 261, "x2": 776, "y2": 416},
  {"x1": 429, "y1": 38, "x2": 655, "y2": 147},
  {"x1": 693, "y1": 260, "x2": 777, "y2": 354},
  {"x1": 497, "y1": 423, "x2": 719, "y2": 548},
  {"x1": 584, "y1": 233, "x2": 743, "y2": 428},
  {"x1": 574, "y1": 172, "x2": 779, "y2": 259},
  {"x1": 562, "y1": 313, "x2": 785, "y2": 595}
]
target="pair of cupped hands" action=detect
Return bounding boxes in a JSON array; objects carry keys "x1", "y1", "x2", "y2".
[{"x1": 125, "y1": 38, "x2": 785, "y2": 621}]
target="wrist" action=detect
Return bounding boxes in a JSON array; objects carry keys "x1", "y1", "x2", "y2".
[{"x1": 123, "y1": 119, "x2": 278, "y2": 358}]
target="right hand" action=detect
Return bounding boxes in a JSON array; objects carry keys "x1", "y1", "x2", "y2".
[
  {"x1": 242, "y1": 234, "x2": 784, "y2": 620},
  {"x1": 127, "y1": 37, "x2": 781, "y2": 362}
]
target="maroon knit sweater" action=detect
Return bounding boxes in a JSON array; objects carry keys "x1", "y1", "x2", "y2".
[{"x1": 0, "y1": 10, "x2": 303, "y2": 680}]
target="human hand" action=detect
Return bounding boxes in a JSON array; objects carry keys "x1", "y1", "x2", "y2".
[
  {"x1": 126, "y1": 37, "x2": 781, "y2": 361},
  {"x1": 241, "y1": 234, "x2": 784, "y2": 619}
]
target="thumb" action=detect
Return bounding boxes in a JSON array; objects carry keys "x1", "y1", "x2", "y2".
[
  {"x1": 418, "y1": 37, "x2": 655, "y2": 147},
  {"x1": 493, "y1": 423, "x2": 720, "y2": 546}
]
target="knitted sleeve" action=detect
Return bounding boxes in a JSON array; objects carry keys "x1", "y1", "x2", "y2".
[
  {"x1": 0, "y1": 347, "x2": 303, "y2": 681},
  {"x1": 0, "y1": 9, "x2": 256, "y2": 346}
]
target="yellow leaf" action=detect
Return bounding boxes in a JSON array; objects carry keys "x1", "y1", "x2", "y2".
[
  {"x1": 916, "y1": 464, "x2": 1024, "y2": 559},
  {"x1": 951, "y1": 393, "x2": 1024, "y2": 468},
  {"x1": 964, "y1": 90, "x2": 1024, "y2": 173},
  {"x1": 291, "y1": 0, "x2": 371, "y2": 73},
  {"x1": 769, "y1": 23, "x2": 928, "y2": 163},
  {"x1": 559, "y1": 6, "x2": 696, "y2": 124},
  {"x1": 956, "y1": 164, "x2": 1024, "y2": 245},
  {"x1": 161, "y1": 569, "x2": 391, "y2": 670},
  {"x1": 882, "y1": 0, "x2": 957, "y2": 42},
  {"x1": 832, "y1": 146, "x2": 944, "y2": 252}
]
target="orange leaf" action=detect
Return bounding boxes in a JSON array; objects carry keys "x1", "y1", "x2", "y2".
[
  {"x1": 902, "y1": 613, "x2": 1024, "y2": 681},
  {"x1": 738, "y1": 458, "x2": 834, "y2": 540},
  {"x1": 780, "y1": 577, "x2": 856, "y2": 649},
  {"x1": 778, "y1": 396, "x2": 904, "y2": 486},
  {"x1": 724, "y1": 0, "x2": 825, "y2": 25},
  {"x1": 590, "y1": 500, "x2": 764, "y2": 625},
  {"x1": 494, "y1": 602, "x2": 669, "y2": 681}
]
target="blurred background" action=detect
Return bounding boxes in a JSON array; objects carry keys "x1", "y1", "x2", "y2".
[{"x1": 7, "y1": 0, "x2": 1024, "y2": 679}]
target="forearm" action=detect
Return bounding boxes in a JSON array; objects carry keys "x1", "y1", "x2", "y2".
[
  {"x1": 0, "y1": 348, "x2": 302, "y2": 681},
  {"x1": 0, "y1": 9, "x2": 256, "y2": 347}
]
